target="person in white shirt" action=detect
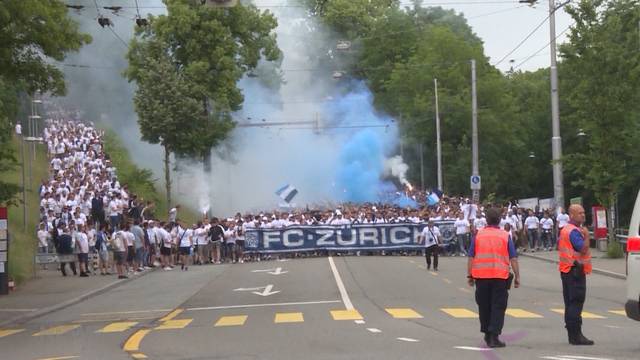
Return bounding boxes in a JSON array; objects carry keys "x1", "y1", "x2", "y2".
[
  {"x1": 158, "y1": 222, "x2": 173, "y2": 270},
  {"x1": 330, "y1": 210, "x2": 351, "y2": 225},
  {"x1": 15, "y1": 122, "x2": 22, "y2": 135},
  {"x1": 556, "y1": 207, "x2": 570, "y2": 246},
  {"x1": 108, "y1": 197, "x2": 119, "y2": 231},
  {"x1": 524, "y1": 210, "x2": 540, "y2": 251},
  {"x1": 111, "y1": 227, "x2": 128, "y2": 279},
  {"x1": 234, "y1": 220, "x2": 246, "y2": 264},
  {"x1": 420, "y1": 220, "x2": 441, "y2": 270},
  {"x1": 540, "y1": 212, "x2": 555, "y2": 251},
  {"x1": 224, "y1": 219, "x2": 236, "y2": 263},
  {"x1": 454, "y1": 213, "x2": 470, "y2": 256},
  {"x1": 193, "y1": 222, "x2": 208, "y2": 265},
  {"x1": 176, "y1": 223, "x2": 192, "y2": 271},
  {"x1": 75, "y1": 225, "x2": 90, "y2": 277}
]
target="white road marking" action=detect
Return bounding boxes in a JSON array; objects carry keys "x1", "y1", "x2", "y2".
[
  {"x1": 0, "y1": 308, "x2": 37, "y2": 312},
  {"x1": 81, "y1": 309, "x2": 172, "y2": 316},
  {"x1": 354, "y1": 320, "x2": 365, "y2": 324},
  {"x1": 328, "y1": 256, "x2": 354, "y2": 310},
  {"x1": 397, "y1": 337, "x2": 420, "y2": 342},
  {"x1": 186, "y1": 300, "x2": 341, "y2": 311},
  {"x1": 252, "y1": 284, "x2": 280, "y2": 297},
  {"x1": 541, "y1": 356, "x2": 613, "y2": 360},
  {"x1": 251, "y1": 267, "x2": 288, "y2": 275},
  {"x1": 234, "y1": 286, "x2": 269, "y2": 291},
  {"x1": 604, "y1": 325, "x2": 622, "y2": 329},
  {"x1": 367, "y1": 328, "x2": 382, "y2": 333},
  {"x1": 454, "y1": 346, "x2": 492, "y2": 351}
]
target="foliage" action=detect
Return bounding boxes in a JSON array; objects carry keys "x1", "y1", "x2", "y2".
[{"x1": 607, "y1": 240, "x2": 624, "y2": 259}]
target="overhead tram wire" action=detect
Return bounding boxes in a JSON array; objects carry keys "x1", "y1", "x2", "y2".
[
  {"x1": 512, "y1": 22, "x2": 574, "y2": 71},
  {"x1": 493, "y1": 12, "x2": 551, "y2": 67}
]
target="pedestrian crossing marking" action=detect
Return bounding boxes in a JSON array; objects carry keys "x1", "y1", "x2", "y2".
[
  {"x1": 330, "y1": 309, "x2": 363, "y2": 321},
  {"x1": 155, "y1": 319, "x2": 193, "y2": 330},
  {"x1": 33, "y1": 324, "x2": 80, "y2": 336},
  {"x1": 551, "y1": 309, "x2": 606, "y2": 319},
  {"x1": 441, "y1": 308, "x2": 479, "y2": 318},
  {"x1": 159, "y1": 309, "x2": 183, "y2": 322},
  {"x1": 506, "y1": 309, "x2": 543, "y2": 318},
  {"x1": 215, "y1": 315, "x2": 248, "y2": 327},
  {"x1": 97, "y1": 321, "x2": 138, "y2": 333},
  {"x1": 608, "y1": 310, "x2": 626, "y2": 316},
  {"x1": 385, "y1": 308, "x2": 423, "y2": 319},
  {"x1": 274, "y1": 312, "x2": 304, "y2": 323},
  {"x1": 131, "y1": 353, "x2": 148, "y2": 359},
  {"x1": 0, "y1": 329, "x2": 25, "y2": 338}
]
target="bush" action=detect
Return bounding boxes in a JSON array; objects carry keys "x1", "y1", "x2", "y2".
[{"x1": 607, "y1": 240, "x2": 624, "y2": 259}]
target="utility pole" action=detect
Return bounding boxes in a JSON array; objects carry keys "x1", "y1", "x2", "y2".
[
  {"x1": 434, "y1": 78, "x2": 443, "y2": 191},
  {"x1": 419, "y1": 143, "x2": 425, "y2": 190},
  {"x1": 548, "y1": 0, "x2": 565, "y2": 210},
  {"x1": 471, "y1": 59, "x2": 480, "y2": 202}
]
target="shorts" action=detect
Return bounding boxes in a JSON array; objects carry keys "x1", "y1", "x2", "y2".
[
  {"x1": 77, "y1": 253, "x2": 89, "y2": 263},
  {"x1": 179, "y1": 247, "x2": 191, "y2": 256},
  {"x1": 135, "y1": 247, "x2": 145, "y2": 263},
  {"x1": 127, "y1": 246, "x2": 136, "y2": 262},
  {"x1": 114, "y1": 251, "x2": 126, "y2": 265},
  {"x1": 38, "y1": 246, "x2": 48, "y2": 254},
  {"x1": 160, "y1": 246, "x2": 172, "y2": 256},
  {"x1": 211, "y1": 241, "x2": 222, "y2": 248},
  {"x1": 98, "y1": 250, "x2": 109, "y2": 262},
  {"x1": 236, "y1": 240, "x2": 245, "y2": 249}
]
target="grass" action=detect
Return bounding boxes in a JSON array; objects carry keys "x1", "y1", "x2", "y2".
[{"x1": 5, "y1": 135, "x2": 49, "y2": 284}]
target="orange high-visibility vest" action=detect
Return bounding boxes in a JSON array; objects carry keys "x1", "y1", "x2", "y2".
[
  {"x1": 558, "y1": 223, "x2": 592, "y2": 274},
  {"x1": 471, "y1": 227, "x2": 511, "y2": 279}
]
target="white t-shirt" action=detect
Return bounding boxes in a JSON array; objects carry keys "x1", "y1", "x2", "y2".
[
  {"x1": 194, "y1": 228, "x2": 208, "y2": 245},
  {"x1": 76, "y1": 232, "x2": 89, "y2": 253},
  {"x1": 180, "y1": 228, "x2": 193, "y2": 248},
  {"x1": 556, "y1": 213, "x2": 570, "y2": 228},
  {"x1": 37, "y1": 230, "x2": 49, "y2": 247},
  {"x1": 125, "y1": 231, "x2": 135, "y2": 247},
  {"x1": 421, "y1": 226, "x2": 440, "y2": 247},
  {"x1": 454, "y1": 219, "x2": 469, "y2": 235},
  {"x1": 474, "y1": 217, "x2": 487, "y2": 230},
  {"x1": 112, "y1": 231, "x2": 127, "y2": 252},
  {"x1": 462, "y1": 204, "x2": 478, "y2": 220},
  {"x1": 224, "y1": 229, "x2": 235, "y2": 244},
  {"x1": 540, "y1": 218, "x2": 554, "y2": 230},
  {"x1": 525, "y1": 216, "x2": 540, "y2": 229}
]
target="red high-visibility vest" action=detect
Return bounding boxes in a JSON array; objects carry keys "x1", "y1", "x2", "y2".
[
  {"x1": 558, "y1": 223, "x2": 592, "y2": 274},
  {"x1": 471, "y1": 227, "x2": 511, "y2": 279}
]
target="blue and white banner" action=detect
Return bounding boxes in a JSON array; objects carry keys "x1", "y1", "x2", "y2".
[
  {"x1": 275, "y1": 184, "x2": 299, "y2": 203},
  {"x1": 245, "y1": 222, "x2": 455, "y2": 253}
]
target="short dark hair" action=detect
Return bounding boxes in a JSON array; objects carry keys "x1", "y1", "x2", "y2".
[{"x1": 485, "y1": 207, "x2": 501, "y2": 226}]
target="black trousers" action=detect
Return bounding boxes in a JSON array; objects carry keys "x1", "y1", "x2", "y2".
[
  {"x1": 475, "y1": 278, "x2": 509, "y2": 335},
  {"x1": 424, "y1": 245, "x2": 438, "y2": 269},
  {"x1": 60, "y1": 261, "x2": 77, "y2": 276},
  {"x1": 561, "y1": 271, "x2": 586, "y2": 331}
]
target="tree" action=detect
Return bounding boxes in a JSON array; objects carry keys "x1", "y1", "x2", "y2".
[
  {"x1": 560, "y1": 0, "x2": 640, "y2": 239},
  {"x1": 126, "y1": 0, "x2": 281, "y2": 177},
  {"x1": 0, "y1": 0, "x2": 90, "y2": 205}
]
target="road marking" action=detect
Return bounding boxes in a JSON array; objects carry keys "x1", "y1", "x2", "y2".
[
  {"x1": 187, "y1": 300, "x2": 341, "y2": 311},
  {"x1": 408, "y1": 260, "x2": 416, "y2": 263},
  {"x1": 123, "y1": 329, "x2": 151, "y2": 352},
  {"x1": 540, "y1": 356, "x2": 613, "y2": 360},
  {"x1": 354, "y1": 320, "x2": 366, "y2": 324},
  {"x1": 97, "y1": 321, "x2": 138, "y2": 333},
  {"x1": 604, "y1": 325, "x2": 622, "y2": 329},
  {"x1": 441, "y1": 308, "x2": 479, "y2": 318},
  {"x1": 458, "y1": 287, "x2": 472, "y2": 293},
  {"x1": 274, "y1": 312, "x2": 304, "y2": 323},
  {"x1": 35, "y1": 356, "x2": 79, "y2": 360},
  {"x1": 82, "y1": 309, "x2": 171, "y2": 316},
  {"x1": 0, "y1": 308, "x2": 37, "y2": 312},
  {"x1": 385, "y1": 308, "x2": 423, "y2": 319},
  {"x1": 33, "y1": 324, "x2": 80, "y2": 336},
  {"x1": 397, "y1": 337, "x2": 420, "y2": 342},
  {"x1": 131, "y1": 354, "x2": 148, "y2": 359},
  {"x1": 367, "y1": 328, "x2": 382, "y2": 333},
  {"x1": 74, "y1": 316, "x2": 156, "y2": 323},
  {"x1": 252, "y1": 267, "x2": 288, "y2": 275},
  {"x1": 550, "y1": 309, "x2": 605, "y2": 319},
  {"x1": 328, "y1": 256, "x2": 354, "y2": 310},
  {"x1": 454, "y1": 346, "x2": 492, "y2": 351},
  {"x1": 608, "y1": 310, "x2": 626, "y2": 316},
  {"x1": 0, "y1": 329, "x2": 24, "y2": 338},
  {"x1": 155, "y1": 319, "x2": 193, "y2": 330},
  {"x1": 330, "y1": 309, "x2": 363, "y2": 321},
  {"x1": 159, "y1": 309, "x2": 184, "y2": 322},
  {"x1": 215, "y1": 315, "x2": 248, "y2": 327},
  {"x1": 234, "y1": 284, "x2": 280, "y2": 296},
  {"x1": 429, "y1": 271, "x2": 438, "y2": 276},
  {"x1": 506, "y1": 308, "x2": 543, "y2": 318},
  {"x1": 443, "y1": 278, "x2": 452, "y2": 284}
]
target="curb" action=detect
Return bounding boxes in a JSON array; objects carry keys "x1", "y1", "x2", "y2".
[
  {"x1": 520, "y1": 252, "x2": 626, "y2": 280},
  {"x1": 0, "y1": 269, "x2": 156, "y2": 328}
]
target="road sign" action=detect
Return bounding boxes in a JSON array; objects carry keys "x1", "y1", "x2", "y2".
[{"x1": 470, "y1": 175, "x2": 481, "y2": 190}]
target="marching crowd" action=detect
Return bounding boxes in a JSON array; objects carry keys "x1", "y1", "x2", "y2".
[{"x1": 33, "y1": 118, "x2": 568, "y2": 279}]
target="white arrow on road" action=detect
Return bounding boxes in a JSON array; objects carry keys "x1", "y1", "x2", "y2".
[
  {"x1": 233, "y1": 284, "x2": 281, "y2": 297},
  {"x1": 251, "y1": 267, "x2": 288, "y2": 275}
]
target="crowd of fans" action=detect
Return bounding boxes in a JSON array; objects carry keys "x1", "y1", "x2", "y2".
[{"x1": 33, "y1": 118, "x2": 568, "y2": 278}]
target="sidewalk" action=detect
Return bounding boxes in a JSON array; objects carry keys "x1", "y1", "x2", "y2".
[
  {"x1": 0, "y1": 267, "x2": 152, "y2": 327},
  {"x1": 520, "y1": 248, "x2": 626, "y2": 279}
]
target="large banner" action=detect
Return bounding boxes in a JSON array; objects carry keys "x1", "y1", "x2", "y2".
[{"x1": 245, "y1": 221, "x2": 456, "y2": 253}]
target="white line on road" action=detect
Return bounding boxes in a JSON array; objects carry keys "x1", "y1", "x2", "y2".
[
  {"x1": 0, "y1": 308, "x2": 37, "y2": 312},
  {"x1": 367, "y1": 328, "x2": 382, "y2": 333},
  {"x1": 328, "y1": 256, "x2": 354, "y2": 310},
  {"x1": 81, "y1": 309, "x2": 172, "y2": 316},
  {"x1": 186, "y1": 300, "x2": 341, "y2": 311},
  {"x1": 354, "y1": 320, "x2": 366, "y2": 324},
  {"x1": 397, "y1": 337, "x2": 420, "y2": 342},
  {"x1": 540, "y1": 356, "x2": 614, "y2": 360},
  {"x1": 454, "y1": 346, "x2": 492, "y2": 352}
]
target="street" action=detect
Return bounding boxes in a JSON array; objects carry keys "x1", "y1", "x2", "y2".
[{"x1": 0, "y1": 255, "x2": 637, "y2": 360}]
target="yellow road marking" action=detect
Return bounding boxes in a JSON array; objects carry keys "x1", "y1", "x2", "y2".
[
  {"x1": 35, "y1": 356, "x2": 79, "y2": 360},
  {"x1": 385, "y1": 308, "x2": 423, "y2": 319},
  {"x1": 330, "y1": 309, "x2": 363, "y2": 321},
  {"x1": 97, "y1": 321, "x2": 138, "y2": 333},
  {"x1": 74, "y1": 316, "x2": 156, "y2": 324},
  {"x1": 214, "y1": 315, "x2": 248, "y2": 327},
  {"x1": 441, "y1": 308, "x2": 479, "y2": 318},
  {"x1": 0, "y1": 329, "x2": 24, "y2": 338},
  {"x1": 33, "y1": 325, "x2": 80, "y2": 336},
  {"x1": 608, "y1": 310, "x2": 627, "y2": 316},
  {"x1": 155, "y1": 319, "x2": 193, "y2": 330},
  {"x1": 274, "y1": 312, "x2": 304, "y2": 323},
  {"x1": 123, "y1": 329, "x2": 151, "y2": 352},
  {"x1": 505, "y1": 308, "x2": 543, "y2": 318},
  {"x1": 159, "y1": 308, "x2": 183, "y2": 322},
  {"x1": 131, "y1": 353, "x2": 148, "y2": 359},
  {"x1": 551, "y1": 308, "x2": 605, "y2": 319}
]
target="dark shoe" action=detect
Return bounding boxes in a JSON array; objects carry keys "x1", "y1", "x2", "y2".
[
  {"x1": 484, "y1": 333, "x2": 490, "y2": 344},
  {"x1": 427, "y1": 266, "x2": 431, "y2": 270},
  {"x1": 486, "y1": 334, "x2": 506, "y2": 348},
  {"x1": 80, "y1": 273, "x2": 89, "y2": 277},
  {"x1": 118, "y1": 275, "x2": 128, "y2": 279},
  {"x1": 569, "y1": 331, "x2": 594, "y2": 345}
]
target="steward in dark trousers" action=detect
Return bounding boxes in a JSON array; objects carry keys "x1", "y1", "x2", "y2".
[
  {"x1": 467, "y1": 207, "x2": 520, "y2": 348},
  {"x1": 558, "y1": 204, "x2": 594, "y2": 345}
]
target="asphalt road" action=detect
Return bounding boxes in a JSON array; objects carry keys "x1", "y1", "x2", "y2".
[{"x1": 1, "y1": 255, "x2": 638, "y2": 360}]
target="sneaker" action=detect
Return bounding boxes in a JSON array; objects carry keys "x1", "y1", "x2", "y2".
[
  {"x1": 239, "y1": 259, "x2": 244, "y2": 264},
  {"x1": 163, "y1": 266, "x2": 172, "y2": 271},
  {"x1": 137, "y1": 267, "x2": 145, "y2": 272}
]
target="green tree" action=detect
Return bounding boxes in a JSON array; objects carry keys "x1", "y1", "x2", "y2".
[
  {"x1": 126, "y1": 0, "x2": 281, "y2": 177},
  {"x1": 561, "y1": 0, "x2": 640, "y2": 239},
  {"x1": 0, "y1": 0, "x2": 90, "y2": 205}
]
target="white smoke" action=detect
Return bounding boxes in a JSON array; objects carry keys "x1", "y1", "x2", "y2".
[{"x1": 384, "y1": 155, "x2": 411, "y2": 188}]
